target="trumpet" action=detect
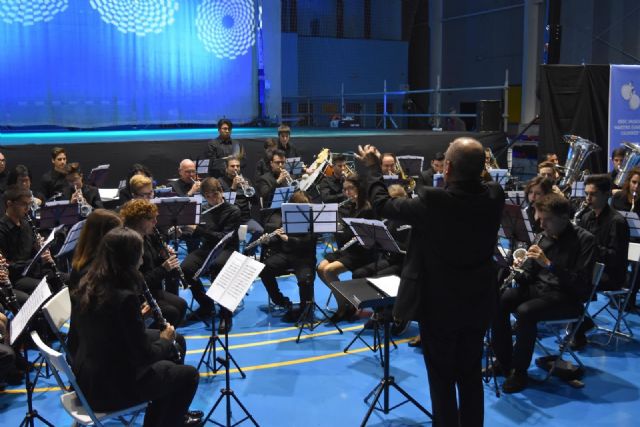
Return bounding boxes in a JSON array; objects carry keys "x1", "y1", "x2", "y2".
[
  {"x1": 234, "y1": 171, "x2": 256, "y2": 197},
  {"x1": 500, "y1": 234, "x2": 544, "y2": 291},
  {"x1": 394, "y1": 157, "x2": 416, "y2": 192},
  {"x1": 74, "y1": 185, "x2": 93, "y2": 218},
  {"x1": 280, "y1": 167, "x2": 300, "y2": 190}
]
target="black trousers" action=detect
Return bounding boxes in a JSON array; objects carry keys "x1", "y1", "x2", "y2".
[
  {"x1": 351, "y1": 258, "x2": 401, "y2": 279},
  {"x1": 0, "y1": 343, "x2": 16, "y2": 384},
  {"x1": 492, "y1": 286, "x2": 582, "y2": 372},
  {"x1": 419, "y1": 322, "x2": 486, "y2": 427},
  {"x1": 153, "y1": 290, "x2": 188, "y2": 327},
  {"x1": 181, "y1": 248, "x2": 233, "y2": 312},
  {"x1": 260, "y1": 252, "x2": 315, "y2": 305}
]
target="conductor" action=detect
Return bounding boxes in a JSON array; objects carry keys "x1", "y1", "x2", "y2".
[{"x1": 356, "y1": 138, "x2": 504, "y2": 426}]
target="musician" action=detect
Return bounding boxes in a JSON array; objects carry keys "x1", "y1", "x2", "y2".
[
  {"x1": 317, "y1": 154, "x2": 348, "y2": 203},
  {"x1": 0, "y1": 152, "x2": 8, "y2": 195},
  {"x1": 120, "y1": 199, "x2": 188, "y2": 328},
  {"x1": 129, "y1": 175, "x2": 155, "y2": 201},
  {"x1": 40, "y1": 147, "x2": 68, "y2": 200},
  {"x1": 180, "y1": 178, "x2": 240, "y2": 332},
  {"x1": 219, "y1": 156, "x2": 264, "y2": 244},
  {"x1": 538, "y1": 161, "x2": 560, "y2": 182},
  {"x1": 254, "y1": 139, "x2": 277, "y2": 181},
  {"x1": 380, "y1": 153, "x2": 398, "y2": 175},
  {"x1": 357, "y1": 138, "x2": 503, "y2": 426},
  {"x1": 61, "y1": 162, "x2": 104, "y2": 210},
  {"x1": 524, "y1": 176, "x2": 555, "y2": 233},
  {"x1": 611, "y1": 166, "x2": 640, "y2": 213},
  {"x1": 0, "y1": 312, "x2": 23, "y2": 389},
  {"x1": 545, "y1": 152, "x2": 560, "y2": 165},
  {"x1": 492, "y1": 193, "x2": 596, "y2": 393},
  {"x1": 6, "y1": 165, "x2": 44, "y2": 209},
  {"x1": 0, "y1": 186, "x2": 55, "y2": 298},
  {"x1": 317, "y1": 174, "x2": 375, "y2": 322},
  {"x1": 170, "y1": 159, "x2": 201, "y2": 197},
  {"x1": 256, "y1": 149, "x2": 289, "y2": 210},
  {"x1": 415, "y1": 152, "x2": 444, "y2": 188},
  {"x1": 206, "y1": 119, "x2": 246, "y2": 178},
  {"x1": 258, "y1": 191, "x2": 317, "y2": 322},
  {"x1": 276, "y1": 124, "x2": 300, "y2": 158},
  {"x1": 485, "y1": 147, "x2": 499, "y2": 169},
  {"x1": 71, "y1": 227, "x2": 201, "y2": 427},
  {"x1": 610, "y1": 147, "x2": 627, "y2": 187},
  {"x1": 572, "y1": 174, "x2": 629, "y2": 348},
  {"x1": 118, "y1": 163, "x2": 153, "y2": 205}
]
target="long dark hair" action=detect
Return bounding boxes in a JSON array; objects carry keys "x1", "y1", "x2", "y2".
[
  {"x1": 71, "y1": 209, "x2": 122, "y2": 271},
  {"x1": 345, "y1": 174, "x2": 370, "y2": 212},
  {"x1": 621, "y1": 166, "x2": 640, "y2": 200},
  {"x1": 74, "y1": 227, "x2": 144, "y2": 313}
]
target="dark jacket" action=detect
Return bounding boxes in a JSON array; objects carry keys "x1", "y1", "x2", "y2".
[
  {"x1": 62, "y1": 184, "x2": 104, "y2": 209},
  {"x1": 219, "y1": 174, "x2": 253, "y2": 222},
  {"x1": 41, "y1": 169, "x2": 68, "y2": 200},
  {"x1": 366, "y1": 163, "x2": 504, "y2": 330},
  {"x1": 318, "y1": 175, "x2": 346, "y2": 204},
  {"x1": 206, "y1": 137, "x2": 246, "y2": 178},
  {"x1": 193, "y1": 202, "x2": 241, "y2": 252}
]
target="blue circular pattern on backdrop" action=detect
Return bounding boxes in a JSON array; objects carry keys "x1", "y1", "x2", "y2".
[
  {"x1": 196, "y1": 0, "x2": 255, "y2": 60},
  {"x1": 89, "y1": 0, "x2": 179, "y2": 37},
  {"x1": 0, "y1": 0, "x2": 68, "y2": 26}
]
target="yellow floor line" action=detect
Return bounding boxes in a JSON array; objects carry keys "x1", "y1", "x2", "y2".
[
  {"x1": 185, "y1": 325, "x2": 363, "y2": 354},
  {"x1": 2, "y1": 337, "x2": 413, "y2": 393},
  {"x1": 184, "y1": 325, "x2": 300, "y2": 340}
]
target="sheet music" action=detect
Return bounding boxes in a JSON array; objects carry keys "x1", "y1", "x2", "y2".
[
  {"x1": 285, "y1": 157, "x2": 303, "y2": 175},
  {"x1": 366, "y1": 275, "x2": 400, "y2": 298},
  {"x1": 206, "y1": 251, "x2": 265, "y2": 312},
  {"x1": 10, "y1": 277, "x2": 52, "y2": 345},
  {"x1": 506, "y1": 191, "x2": 525, "y2": 206},
  {"x1": 56, "y1": 220, "x2": 86, "y2": 257},
  {"x1": 196, "y1": 158, "x2": 210, "y2": 175},
  {"x1": 23, "y1": 225, "x2": 64, "y2": 276},
  {"x1": 489, "y1": 169, "x2": 509, "y2": 188},
  {"x1": 193, "y1": 231, "x2": 234, "y2": 279},
  {"x1": 98, "y1": 188, "x2": 119, "y2": 201},
  {"x1": 281, "y1": 203, "x2": 312, "y2": 233}
]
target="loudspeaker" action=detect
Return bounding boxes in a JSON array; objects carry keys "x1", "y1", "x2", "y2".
[{"x1": 476, "y1": 100, "x2": 502, "y2": 132}]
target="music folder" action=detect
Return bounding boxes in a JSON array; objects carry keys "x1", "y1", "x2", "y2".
[{"x1": 205, "y1": 251, "x2": 265, "y2": 312}]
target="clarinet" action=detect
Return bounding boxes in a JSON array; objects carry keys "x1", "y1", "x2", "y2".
[
  {"x1": 500, "y1": 233, "x2": 544, "y2": 292},
  {"x1": 153, "y1": 228, "x2": 187, "y2": 288},
  {"x1": 0, "y1": 253, "x2": 20, "y2": 315},
  {"x1": 244, "y1": 229, "x2": 280, "y2": 252},
  {"x1": 140, "y1": 279, "x2": 182, "y2": 362},
  {"x1": 572, "y1": 200, "x2": 589, "y2": 225},
  {"x1": 24, "y1": 214, "x2": 66, "y2": 290}
]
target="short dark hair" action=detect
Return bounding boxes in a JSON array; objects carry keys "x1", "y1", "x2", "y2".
[
  {"x1": 7, "y1": 165, "x2": 32, "y2": 185},
  {"x1": 51, "y1": 147, "x2": 65, "y2": 159},
  {"x1": 534, "y1": 193, "x2": 571, "y2": 217},
  {"x1": 433, "y1": 152, "x2": 445, "y2": 162},
  {"x1": 201, "y1": 177, "x2": 223, "y2": 194},
  {"x1": 612, "y1": 147, "x2": 627, "y2": 159},
  {"x1": 64, "y1": 162, "x2": 82, "y2": 176},
  {"x1": 269, "y1": 149, "x2": 286, "y2": 161},
  {"x1": 525, "y1": 176, "x2": 554, "y2": 196},
  {"x1": 225, "y1": 155, "x2": 242, "y2": 166},
  {"x1": 333, "y1": 154, "x2": 346, "y2": 163},
  {"x1": 4, "y1": 185, "x2": 31, "y2": 206},
  {"x1": 538, "y1": 161, "x2": 557, "y2": 171},
  {"x1": 381, "y1": 153, "x2": 397, "y2": 162},
  {"x1": 217, "y1": 118, "x2": 233, "y2": 130},
  {"x1": 264, "y1": 138, "x2": 277, "y2": 150},
  {"x1": 585, "y1": 174, "x2": 612, "y2": 193},
  {"x1": 277, "y1": 124, "x2": 291, "y2": 135}
]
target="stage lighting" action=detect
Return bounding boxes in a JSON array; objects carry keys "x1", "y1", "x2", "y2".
[
  {"x1": 196, "y1": 0, "x2": 255, "y2": 60},
  {"x1": 89, "y1": 0, "x2": 179, "y2": 37},
  {"x1": 0, "y1": 0, "x2": 68, "y2": 26}
]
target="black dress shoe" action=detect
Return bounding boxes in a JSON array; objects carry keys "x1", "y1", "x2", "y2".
[
  {"x1": 183, "y1": 413, "x2": 203, "y2": 426},
  {"x1": 407, "y1": 336, "x2": 421, "y2": 348},
  {"x1": 502, "y1": 370, "x2": 528, "y2": 394},
  {"x1": 218, "y1": 316, "x2": 232, "y2": 335},
  {"x1": 187, "y1": 410, "x2": 204, "y2": 419}
]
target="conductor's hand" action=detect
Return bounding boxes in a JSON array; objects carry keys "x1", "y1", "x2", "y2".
[
  {"x1": 160, "y1": 323, "x2": 176, "y2": 342},
  {"x1": 162, "y1": 254, "x2": 180, "y2": 272},
  {"x1": 355, "y1": 145, "x2": 381, "y2": 167},
  {"x1": 275, "y1": 227, "x2": 288, "y2": 242},
  {"x1": 527, "y1": 245, "x2": 551, "y2": 268}
]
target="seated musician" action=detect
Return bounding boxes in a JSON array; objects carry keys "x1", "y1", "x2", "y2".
[
  {"x1": 317, "y1": 154, "x2": 348, "y2": 204},
  {"x1": 70, "y1": 227, "x2": 202, "y2": 427},
  {"x1": 180, "y1": 178, "x2": 241, "y2": 333},
  {"x1": 258, "y1": 191, "x2": 317, "y2": 322},
  {"x1": 0, "y1": 311, "x2": 23, "y2": 389},
  {"x1": 40, "y1": 147, "x2": 68, "y2": 200},
  {"x1": 5, "y1": 165, "x2": 45, "y2": 211},
  {"x1": 380, "y1": 153, "x2": 398, "y2": 176},
  {"x1": 491, "y1": 193, "x2": 596, "y2": 393},
  {"x1": 0, "y1": 151, "x2": 8, "y2": 195},
  {"x1": 276, "y1": 125, "x2": 300, "y2": 158},
  {"x1": 118, "y1": 163, "x2": 153, "y2": 205},
  {"x1": 611, "y1": 166, "x2": 640, "y2": 213},
  {"x1": 170, "y1": 159, "x2": 202, "y2": 197},
  {"x1": 254, "y1": 139, "x2": 277, "y2": 181},
  {"x1": 610, "y1": 147, "x2": 627, "y2": 188},
  {"x1": 572, "y1": 174, "x2": 630, "y2": 348},
  {"x1": 523, "y1": 176, "x2": 555, "y2": 233},
  {"x1": 120, "y1": 199, "x2": 188, "y2": 328},
  {"x1": 317, "y1": 174, "x2": 375, "y2": 322},
  {"x1": 415, "y1": 152, "x2": 444, "y2": 189},
  {"x1": 0, "y1": 187, "x2": 57, "y2": 301},
  {"x1": 256, "y1": 149, "x2": 290, "y2": 211},
  {"x1": 219, "y1": 156, "x2": 264, "y2": 246},
  {"x1": 61, "y1": 162, "x2": 104, "y2": 211},
  {"x1": 538, "y1": 161, "x2": 560, "y2": 183}
]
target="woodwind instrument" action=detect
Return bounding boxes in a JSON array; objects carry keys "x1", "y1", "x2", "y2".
[
  {"x1": 140, "y1": 278, "x2": 181, "y2": 362},
  {"x1": 24, "y1": 214, "x2": 66, "y2": 291},
  {"x1": 0, "y1": 253, "x2": 20, "y2": 315},
  {"x1": 154, "y1": 227, "x2": 187, "y2": 289}
]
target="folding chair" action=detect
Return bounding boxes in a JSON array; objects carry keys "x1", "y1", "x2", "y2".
[
  {"x1": 40, "y1": 287, "x2": 73, "y2": 390},
  {"x1": 590, "y1": 242, "x2": 640, "y2": 345},
  {"x1": 534, "y1": 262, "x2": 605, "y2": 381},
  {"x1": 30, "y1": 330, "x2": 147, "y2": 427}
]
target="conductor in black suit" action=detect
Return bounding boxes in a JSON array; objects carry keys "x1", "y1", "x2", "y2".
[{"x1": 357, "y1": 138, "x2": 504, "y2": 427}]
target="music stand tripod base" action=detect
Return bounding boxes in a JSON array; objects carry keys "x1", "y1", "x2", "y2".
[
  {"x1": 197, "y1": 310, "x2": 246, "y2": 380},
  {"x1": 343, "y1": 312, "x2": 397, "y2": 366},
  {"x1": 294, "y1": 299, "x2": 343, "y2": 343}
]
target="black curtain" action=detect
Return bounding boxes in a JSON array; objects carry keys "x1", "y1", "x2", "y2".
[{"x1": 539, "y1": 64, "x2": 610, "y2": 173}]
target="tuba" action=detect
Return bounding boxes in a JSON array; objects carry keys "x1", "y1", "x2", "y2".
[
  {"x1": 558, "y1": 135, "x2": 601, "y2": 191},
  {"x1": 614, "y1": 142, "x2": 640, "y2": 188}
]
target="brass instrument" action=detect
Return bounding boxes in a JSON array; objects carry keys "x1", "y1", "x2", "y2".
[
  {"x1": 394, "y1": 157, "x2": 416, "y2": 192},
  {"x1": 572, "y1": 200, "x2": 589, "y2": 225},
  {"x1": 234, "y1": 171, "x2": 256, "y2": 197},
  {"x1": 614, "y1": 142, "x2": 640, "y2": 188},
  {"x1": 500, "y1": 234, "x2": 544, "y2": 291},
  {"x1": 558, "y1": 135, "x2": 601, "y2": 191},
  {"x1": 74, "y1": 184, "x2": 93, "y2": 218},
  {"x1": 280, "y1": 167, "x2": 300, "y2": 190}
]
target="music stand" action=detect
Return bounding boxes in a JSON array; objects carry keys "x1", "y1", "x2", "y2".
[
  {"x1": 569, "y1": 181, "x2": 586, "y2": 199},
  {"x1": 433, "y1": 173, "x2": 444, "y2": 188},
  {"x1": 284, "y1": 157, "x2": 303, "y2": 176},
  {"x1": 621, "y1": 212, "x2": 640, "y2": 239},
  {"x1": 280, "y1": 204, "x2": 342, "y2": 342},
  {"x1": 87, "y1": 164, "x2": 110, "y2": 188},
  {"x1": 196, "y1": 158, "x2": 210, "y2": 177},
  {"x1": 10, "y1": 277, "x2": 55, "y2": 427},
  {"x1": 329, "y1": 278, "x2": 432, "y2": 426},
  {"x1": 154, "y1": 187, "x2": 178, "y2": 198},
  {"x1": 153, "y1": 197, "x2": 200, "y2": 252},
  {"x1": 201, "y1": 251, "x2": 264, "y2": 427},
  {"x1": 396, "y1": 155, "x2": 424, "y2": 177},
  {"x1": 501, "y1": 205, "x2": 535, "y2": 247},
  {"x1": 39, "y1": 201, "x2": 80, "y2": 229},
  {"x1": 488, "y1": 169, "x2": 510, "y2": 188},
  {"x1": 506, "y1": 191, "x2": 526, "y2": 207},
  {"x1": 223, "y1": 191, "x2": 237, "y2": 205},
  {"x1": 382, "y1": 175, "x2": 402, "y2": 188}
]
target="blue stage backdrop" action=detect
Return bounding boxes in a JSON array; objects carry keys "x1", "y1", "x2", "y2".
[{"x1": 0, "y1": 0, "x2": 259, "y2": 127}]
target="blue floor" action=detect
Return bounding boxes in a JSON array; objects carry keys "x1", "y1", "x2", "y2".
[{"x1": 2, "y1": 243, "x2": 640, "y2": 426}]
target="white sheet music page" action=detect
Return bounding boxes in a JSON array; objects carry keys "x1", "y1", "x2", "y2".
[
  {"x1": 367, "y1": 275, "x2": 401, "y2": 297},
  {"x1": 10, "y1": 277, "x2": 52, "y2": 345},
  {"x1": 206, "y1": 251, "x2": 265, "y2": 312},
  {"x1": 23, "y1": 224, "x2": 65, "y2": 277}
]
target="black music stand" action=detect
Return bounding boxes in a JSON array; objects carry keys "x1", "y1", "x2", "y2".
[
  {"x1": 621, "y1": 212, "x2": 640, "y2": 239},
  {"x1": 284, "y1": 157, "x2": 304, "y2": 176},
  {"x1": 330, "y1": 278, "x2": 432, "y2": 426},
  {"x1": 196, "y1": 158, "x2": 210, "y2": 177},
  {"x1": 39, "y1": 202, "x2": 80, "y2": 229},
  {"x1": 396, "y1": 156, "x2": 424, "y2": 177},
  {"x1": 87, "y1": 164, "x2": 110, "y2": 188},
  {"x1": 281, "y1": 203, "x2": 342, "y2": 342},
  {"x1": 501, "y1": 204, "x2": 534, "y2": 247},
  {"x1": 154, "y1": 197, "x2": 200, "y2": 252}
]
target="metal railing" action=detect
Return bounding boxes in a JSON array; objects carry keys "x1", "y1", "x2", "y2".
[{"x1": 281, "y1": 69, "x2": 509, "y2": 131}]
